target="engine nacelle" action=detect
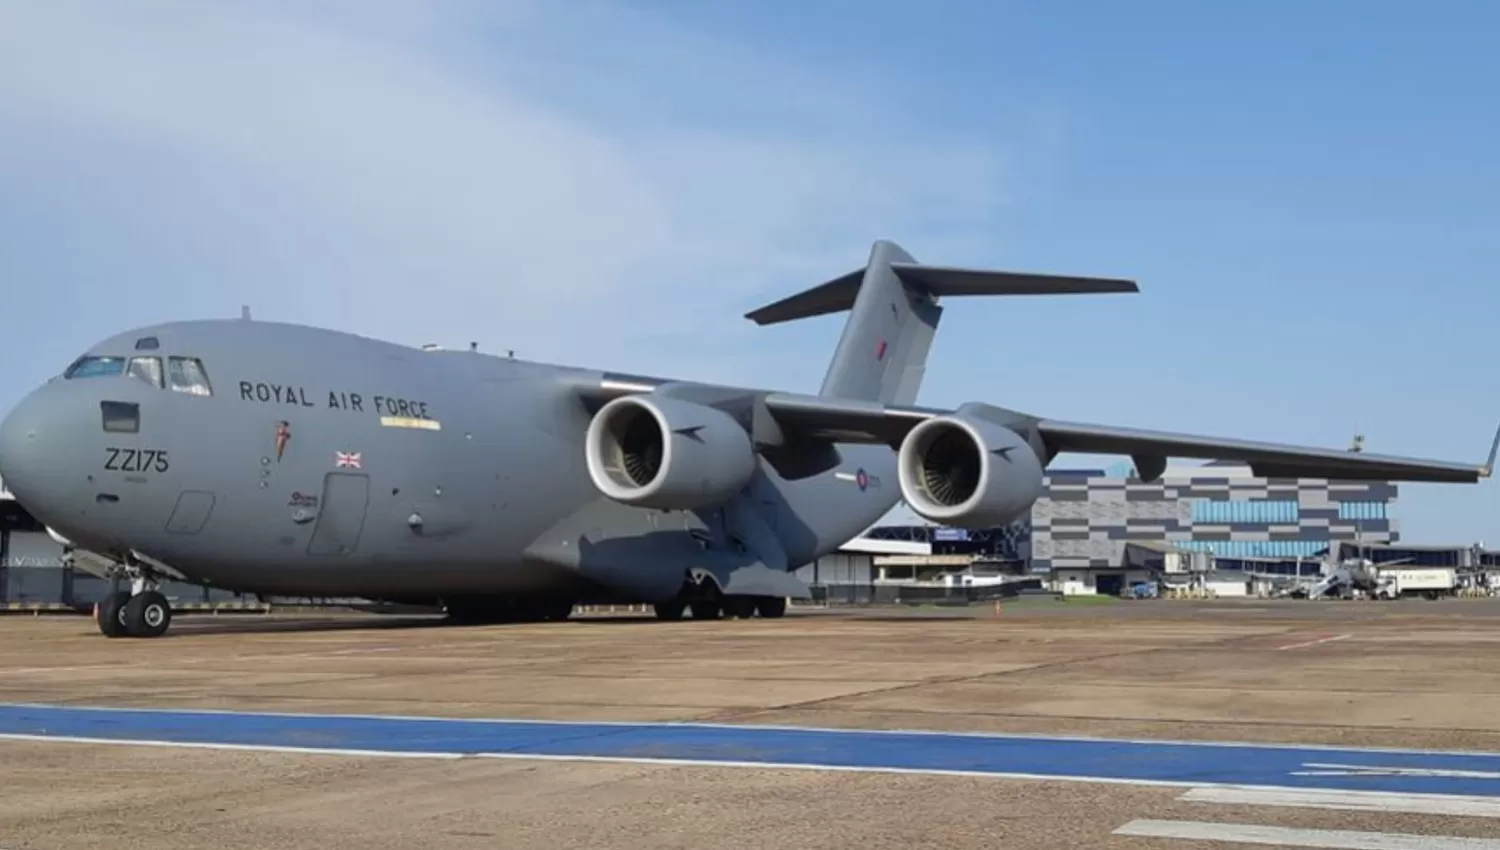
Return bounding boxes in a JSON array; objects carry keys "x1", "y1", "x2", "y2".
[
  {"x1": 585, "y1": 395, "x2": 757, "y2": 510},
  {"x1": 896, "y1": 414, "x2": 1044, "y2": 527}
]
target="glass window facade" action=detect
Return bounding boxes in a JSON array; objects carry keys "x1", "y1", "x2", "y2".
[
  {"x1": 1338, "y1": 501, "x2": 1388, "y2": 520},
  {"x1": 1190, "y1": 500, "x2": 1299, "y2": 524},
  {"x1": 1175, "y1": 539, "x2": 1327, "y2": 558}
]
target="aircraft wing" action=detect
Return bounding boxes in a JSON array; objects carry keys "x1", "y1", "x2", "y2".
[
  {"x1": 1023, "y1": 418, "x2": 1496, "y2": 483},
  {"x1": 758, "y1": 393, "x2": 1500, "y2": 484}
]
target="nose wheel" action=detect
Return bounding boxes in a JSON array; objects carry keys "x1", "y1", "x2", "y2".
[{"x1": 95, "y1": 589, "x2": 173, "y2": 638}]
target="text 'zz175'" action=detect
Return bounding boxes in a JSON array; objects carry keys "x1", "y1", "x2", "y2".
[{"x1": 105, "y1": 448, "x2": 169, "y2": 473}]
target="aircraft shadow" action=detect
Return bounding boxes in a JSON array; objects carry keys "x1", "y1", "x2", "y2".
[{"x1": 161, "y1": 612, "x2": 701, "y2": 637}]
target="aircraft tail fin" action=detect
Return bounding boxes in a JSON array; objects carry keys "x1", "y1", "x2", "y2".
[{"x1": 744, "y1": 240, "x2": 1137, "y2": 405}]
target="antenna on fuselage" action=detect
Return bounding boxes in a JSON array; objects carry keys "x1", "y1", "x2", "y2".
[{"x1": 241, "y1": 305, "x2": 252, "y2": 320}]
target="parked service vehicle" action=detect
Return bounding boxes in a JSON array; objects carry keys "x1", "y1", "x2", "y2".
[{"x1": 1374, "y1": 568, "x2": 1457, "y2": 600}]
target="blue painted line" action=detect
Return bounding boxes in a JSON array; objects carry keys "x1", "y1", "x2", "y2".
[{"x1": 3, "y1": 703, "x2": 1500, "y2": 797}]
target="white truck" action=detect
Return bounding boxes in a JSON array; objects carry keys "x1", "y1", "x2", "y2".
[{"x1": 1374, "y1": 567, "x2": 1457, "y2": 600}]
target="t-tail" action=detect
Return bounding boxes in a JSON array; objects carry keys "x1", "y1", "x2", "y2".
[{"x1": 744, "y1": 240, "x2": 1139, "y2": 405}]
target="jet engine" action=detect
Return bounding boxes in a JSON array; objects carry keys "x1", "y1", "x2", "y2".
[
  {"x1": 896, "y1": 414, "x2": 1044, "y2": 527},
  {"x1": 585, "y1": 395, "x2": 757, "y2": 510}
]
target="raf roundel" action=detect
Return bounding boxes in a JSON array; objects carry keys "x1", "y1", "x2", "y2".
[{"x1": 855, "y1": 468, "x2": 869, "y2": 491}]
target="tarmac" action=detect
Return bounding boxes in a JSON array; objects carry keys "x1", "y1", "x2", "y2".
[{"x1": 3, "y1": 595, "x2": 1500, "y2": 849}]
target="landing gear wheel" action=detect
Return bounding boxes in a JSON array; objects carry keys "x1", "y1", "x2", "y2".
[
  {"x1": 689, "y1": 601, "x2": 722, "y2": 620},
  {"x1": 755, "y1": 597, "x2": 787, "y2": 619},
  {"x1": 654, "y1": 601, "x2": 685, "y2": 621},
  {"x1": 122, "y1": 591, "x2": 172, "y2": 638},
  {"x1": 721, "y1": 596, "x2": 757, "y2": 619},
  {"x1": 96, "y1": 590, "x2": 131, "y2": 638}
]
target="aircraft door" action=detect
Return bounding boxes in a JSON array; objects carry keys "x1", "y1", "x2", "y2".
[{"x1": 306, "y1": 472, "x2": 370, "y2": 556}]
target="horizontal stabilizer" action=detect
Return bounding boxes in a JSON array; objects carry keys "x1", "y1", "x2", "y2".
[{"x1": 746, "y1": 254, "x2": 1137, "y2": 326}]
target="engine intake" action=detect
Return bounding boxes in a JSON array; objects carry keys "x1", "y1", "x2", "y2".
[
  {"x1": 585, "y1": 395, "x2": 757, "y2": 510},
  {"x1": 896, "y1": 415, "x2": 1044, "y2": 527}
]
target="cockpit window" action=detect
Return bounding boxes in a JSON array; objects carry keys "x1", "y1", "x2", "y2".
[
  {"x1": 127, "y1": 356, "x2": 163, "y2": 388},
  {"x1": 64, "y1": 356, "x2": 127, "y2": 379},
  {"x1": 167, "y1": 356, "x2": 213, "y2": 396},
  {"x1": 134, "y1": 336, "x2": 160, "y2": 351},
  {"x1": 101, "y1": 401, "x2": 140, "y2": 433}
]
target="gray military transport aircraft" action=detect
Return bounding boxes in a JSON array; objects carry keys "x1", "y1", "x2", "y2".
[{"x1": 1, "y1": 240, "x2": 1496, "y2": 639}]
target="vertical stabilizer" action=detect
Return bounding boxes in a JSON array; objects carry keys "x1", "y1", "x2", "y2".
[{"x1": 818, "y1": 240, "x2": 939, "y2": 404}]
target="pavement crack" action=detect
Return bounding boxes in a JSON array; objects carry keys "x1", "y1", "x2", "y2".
[{"x1": 699, "y1": 628, "x2": 1280, "y2": 725}]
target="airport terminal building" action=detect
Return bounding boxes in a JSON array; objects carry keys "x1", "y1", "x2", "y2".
[
  {"x1": 809, "y1": 461, "x2": 1454, "y2": 600},
  {"x1": 1032, "y1": 461, "x2": 1397, "y2": 571}
]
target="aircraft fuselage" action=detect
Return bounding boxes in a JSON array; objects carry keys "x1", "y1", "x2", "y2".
[{"x1": 0, "y1": 320, "x2": 896, "y2": 607}]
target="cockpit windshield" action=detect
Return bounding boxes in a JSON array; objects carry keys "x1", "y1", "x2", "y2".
[
  {"x1": 62, "y1": 353, "x2": 213, "y2": 396},
  {"x1": 64, "y1": 356, "x2": 127, "y2": 379},
  {"x1": 167, "y1": 356, "x2": 213, "y2": 396},
  {"x1": 128, "y1": 356, "x2": 163, "y2": 388}
]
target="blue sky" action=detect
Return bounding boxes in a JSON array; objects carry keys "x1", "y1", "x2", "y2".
[{"x1": 0, "y1": 0, "x2": 1495, "y2": 544}]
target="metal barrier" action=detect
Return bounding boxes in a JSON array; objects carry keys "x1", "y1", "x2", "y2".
[{"x1": 1, "y1": 565, "x2": 265, "y2": 613}]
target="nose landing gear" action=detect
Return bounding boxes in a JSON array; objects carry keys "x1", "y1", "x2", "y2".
[
  {"x1": 93, "y1": 557, "x2": 174, "y2": 639},
  {"x1": 95, "y1": 589, "x2": 172, "y2": 638}
]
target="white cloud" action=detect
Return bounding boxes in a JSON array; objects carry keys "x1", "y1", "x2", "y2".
[{"x1": 0, "y1": 0, "x2": 1008, "y2": 392}]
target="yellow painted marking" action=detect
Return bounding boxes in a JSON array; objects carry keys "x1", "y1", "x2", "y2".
[{"x1": 380, "y1": 416, "x2": 441, "y2": 431}]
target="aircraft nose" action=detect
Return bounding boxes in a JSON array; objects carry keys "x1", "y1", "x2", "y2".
[{"x1": 0, "y1": 383, "x2": 72, "y2": 507}]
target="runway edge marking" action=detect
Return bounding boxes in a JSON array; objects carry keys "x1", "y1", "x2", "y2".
[
  {"x1": 1114, "y1": 819, "x2": 1500, "y2": 849},
  {"x1": 2, "y1": 731, "x2": 1498, "y2": 800},
  {"x1": 4, "y1": 702, "x2": 1499, "y2": 759},
  {"x1": 1180, "y1": 786, "x2": 1500, "y2": 818},
  {"x1": 0, "y1": 732, "x2": 1377, "y2": 788},
  {"x1": 0, "y1": 733, "x2": 466, "y2": 760}
]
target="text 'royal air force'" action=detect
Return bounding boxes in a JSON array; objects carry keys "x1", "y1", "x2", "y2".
[{"x1": 238, "y1": 382, "x2": 432, "y2": 420}]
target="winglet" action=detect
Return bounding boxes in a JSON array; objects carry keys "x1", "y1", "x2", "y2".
[{"x1": 1479, "y1": 420, "x2": 1500, "y2": 479}]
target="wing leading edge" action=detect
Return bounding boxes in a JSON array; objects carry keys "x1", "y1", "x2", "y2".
[
  {"x1": 758, "y1": 393, "x2": 1500, "y2": 484},
  {"x1": 1031, "y1": 418, "x2": 1499, "y2": 483}
]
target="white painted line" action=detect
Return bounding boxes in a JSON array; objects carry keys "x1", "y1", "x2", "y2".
[
  {"x1": 1181, "y1": 786, "x2": 1500, "y2": 818},
  {"x1": 0, "y1": 734, "x2": 466, "y2": 760},
  {"x1": 0, "y1": 731, "x2": 1230, "y2": 783},
  {"x1": 0, "y1": 665, "x2": 132, "y2": 674},
  {"x1": 7, "y1": 731, "x2": 1500, "y2": 810},
  {"x1": 1115, "y1": 819, "x2": 1500, "y2": 849},
  {"x1": 1277, "y1": 633, "x2": 1352, "y2": 651},
  {"x1": 1294, "y1": 762, "x2": 1500, "y2": 780}
]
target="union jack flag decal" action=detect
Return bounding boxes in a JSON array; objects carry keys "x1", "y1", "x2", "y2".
[{"x1": 335, "y1": 451, "x2": 362, "y2": 469}]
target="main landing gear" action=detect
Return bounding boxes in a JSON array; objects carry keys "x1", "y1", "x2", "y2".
[
  {"x1": 443, "y1": 595, "x2": 576, "y2": 625},
  {"x1": 652, "y1": 594, "x2": 787, "y2": 621},
  {"x1": 96, "y1": 587, "x2": 172, "y2": 638}
]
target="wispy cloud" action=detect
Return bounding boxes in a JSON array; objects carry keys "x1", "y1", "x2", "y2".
[{"x1": 0, "y1": 0, "x2": 1008, "y2": 394}]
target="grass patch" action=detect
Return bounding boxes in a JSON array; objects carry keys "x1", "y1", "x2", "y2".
[{"x1": 1059, "y1": 594, "x2": 1119, "y2": 605}]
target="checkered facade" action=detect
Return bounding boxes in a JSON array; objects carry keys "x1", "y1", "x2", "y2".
[{"x1": 1030, "y1": 463, "x2": 1397, "y2": 571}]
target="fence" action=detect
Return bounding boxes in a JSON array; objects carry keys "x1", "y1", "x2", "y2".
[
  {"x1": 808, "y1": 578, "x2": 1044, "y2": 606},
  {"x1": 0, "y1": 564, "x2": 265, "y2": 612}
]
